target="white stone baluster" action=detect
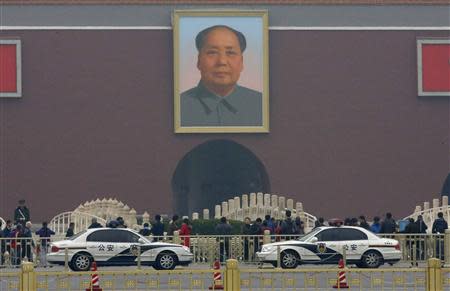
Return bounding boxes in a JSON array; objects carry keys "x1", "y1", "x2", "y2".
[
  {"x1": 228, "y1": 199, "x2": 236, "y2": 220},
  {"x1": 271, "y1": 194, "x2": 278, "y2": 209},
  {"x1": 203, "y1": 209, "x2": 210, "y2": 220},
  {"x1": 443, "y1": 196, "x2": 448, "y2": 207},
  {"x1": 215, "y1": 205, "x2": 221, "y2": 219},
  {"x1": 279, "y1": 196, "x2": 286, "y2": 210},
  {"x1": 234, "y1": 196, "x2": 241, "y2": 210},
  {"x1": 221, "y1": 202, "x2": 229, "y2": 218},
  {"x1": 129, "y1": 208, "x2": 137, "y2": 227},
  {"x1": 287, "y1": 199, "x2": 294, "y2": 211}
]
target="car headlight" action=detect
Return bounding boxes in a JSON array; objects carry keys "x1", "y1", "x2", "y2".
[
  {"x1": 182, "y1": 246, "x2": 191, "y2": 253},
  {"x1": 261, "y1": 245, "x2": 275, "y2": 253}
]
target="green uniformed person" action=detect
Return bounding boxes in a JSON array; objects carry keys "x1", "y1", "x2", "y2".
[{"x1": 14, "y1": 199, "x2": 30, "y2": 225}]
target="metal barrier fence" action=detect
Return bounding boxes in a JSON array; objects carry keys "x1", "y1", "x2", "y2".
[
  {"x1": 1, "y1": 231, "x2": 450, "y2": 268},
  {"x1": 379, "y1": 234, "x2": 448, "y2": 265},
  {"x1": 1, "y1": 259, "x2": 449, "y2": 291},
  {"x1": 239, "y1": 267, "x2": 428, "y2": 290}
]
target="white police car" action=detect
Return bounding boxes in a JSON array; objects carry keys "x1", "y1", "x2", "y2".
[
  {"x1": 256, "y1": 226, "x2": 401, "y2": 268},
  {"x1": 47, "y1": 228, "x2": 193, "y2": 271}
]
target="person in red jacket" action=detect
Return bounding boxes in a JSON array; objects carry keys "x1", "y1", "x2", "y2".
[{"x1": 179, "y1": 218, "x2": 192, "y2": 248}]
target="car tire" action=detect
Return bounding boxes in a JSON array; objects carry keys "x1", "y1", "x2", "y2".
[
  {"x1": 280, "y1": 250, "x2": 300, "y2": 269},
  {"x1": 70, "y1": 253, "x2": 92, "y2": 272},
  {"x1": 361, "y1": 250, "x2": 383, "y2": 268},
  {"x1": 154, "y1": 252, "x2": 177, "y2": 270}
]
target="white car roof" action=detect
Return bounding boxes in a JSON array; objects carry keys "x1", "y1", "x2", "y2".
[{"x1": 312, "y1": 226, "x2": 380, "y2": 239}]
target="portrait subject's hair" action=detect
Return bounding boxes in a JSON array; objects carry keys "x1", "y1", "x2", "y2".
[{"x1": 195, "y1": 25, "x2": 247, "y2": 52}]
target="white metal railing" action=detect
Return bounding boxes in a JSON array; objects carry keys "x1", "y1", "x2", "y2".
[{"x1": 48, "y1": 211, "x2": 106, "y2": 237}]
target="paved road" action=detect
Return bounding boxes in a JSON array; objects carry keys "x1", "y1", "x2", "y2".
[{"x1": 0, "y1": 262, "x2": 435, "y2": 291}]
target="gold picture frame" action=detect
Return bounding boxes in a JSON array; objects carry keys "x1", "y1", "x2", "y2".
[{"x1": 173, "y1": 10, "x2": 269, "y2": 133}]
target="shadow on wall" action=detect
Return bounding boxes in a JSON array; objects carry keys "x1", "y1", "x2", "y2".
[{"x1": 171, "y1": 139, "x2": 270, "y2": 217}]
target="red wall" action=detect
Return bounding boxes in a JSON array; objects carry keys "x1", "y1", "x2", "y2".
[{"x1": 0, "y1": 30, "x2": 448, "y2": 222}]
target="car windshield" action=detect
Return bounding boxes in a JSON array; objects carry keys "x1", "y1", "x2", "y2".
[
  {"x1": 68, "y1": 230, "x2": 87, "y2": 240},
  {"x1": 136, "y1": 232, "x2": 151, "y2": 243},
  {"x1": 298, "y1": 227, "x2": 323, "y2": 241}
]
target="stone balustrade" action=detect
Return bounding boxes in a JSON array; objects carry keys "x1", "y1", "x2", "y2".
[
  {"x1": 199, "y1": 192, "x2": 317, "y2": 232},
  {"x1": 405, "y1": 195, "x2": 450, "y2": 233},
  {"x1": 48, "y1": 197, "x2": 149, "y2": 235}
]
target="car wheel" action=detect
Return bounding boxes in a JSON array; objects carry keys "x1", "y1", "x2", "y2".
[
  {"x1": 280, "y1": 250, "x2": 300, "y2": 269},
  {"x1": 71, "y1": 253, "x2": 92, "y2": 272},
  {"x1": 361, "y1": 250, "x2": 383, "y2": 268},
  {"x1": 155, "y1": 252, "x2": 177, "y2": 270}
]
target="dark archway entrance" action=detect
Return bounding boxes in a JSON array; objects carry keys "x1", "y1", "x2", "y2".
[{"x1": 171, "y1": 140, "x2": 270, "y2": 216}]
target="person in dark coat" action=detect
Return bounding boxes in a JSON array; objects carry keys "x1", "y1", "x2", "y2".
[
  {"x1": 432, "y1": 212, "x2": 448, "y2": 234},
  {"x1": 380, "y1": 213, "x2": 397, "y2": 234},
  {"x1": 250, "y1": 218, "x2": 263, "y2": 254},
  {"x1": 116, "y1": 217, "x2": 127, "y2": 228},
  {"x1": 263, "y1": 215, "x2": 275, "y2": 234},
  {"x1": 432, "y1": 212, "x2": 448, "y2": 260},
  {"x1": 88, "y1": 218, "x2": 103, "y2": 229},
  {"x1": 402, "y1": 218, "x2": 419, "y2": 264},
  {"x1": 150, "y1": 214, "x2": 165, "y2": 242},
  {"x1": 139, "y1": 223, "x2": 152, "y2": 236},
  {"x1": 403, "y1": 218, "x2": 419, "y2": 234},
  {"x1": 358, "y1": 216, "x2": 371, "y2": 230},
  {"x1": 241, "y1": 217, "x2": 252, "y2": 261},
  {"x1": 295, "y1": 217, "x2": 305, "y2": 235},
  {"x1": 415, "y1": 215, "x2": 428, "y2": 260},
  {"x1": 168, "y1": 215, "x2": 180, "y2": 236},
  {"x1": 416, "y1": 215, "x2": 428, "y2": 234},
  {"x1": 65, "y1": 222, "x2": 75, "y2": 238},
  {"x1": 215, "y1": 217, "x2": 232, "y2": 262},
  {"x1": 314, "y1": 217, "x2": 325, "y2": 229},
  {"x1": 281, "y1": 210, "x2": 297, "y2": 240},
  {"x1": 35, "y1": 222, "x2": 55, "y2": 267}
]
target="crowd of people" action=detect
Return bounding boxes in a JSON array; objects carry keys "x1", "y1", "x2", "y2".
[
  {"x1": 316, "y1": 212, "x2": 449, "y2": 235},
  {"x1": 0, "y1": 200, "x2": 56, "y2": 267},
  {"x1": 1, "y1": 199, "x2": 450, "y2": 267}
]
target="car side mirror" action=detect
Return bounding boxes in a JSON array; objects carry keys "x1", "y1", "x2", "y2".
[
  {"x1": 138, "y1": 238, "x2": 146, "y2": 244},
  {"x1": 310, "y1": 237, "x2": 318, "y2": 243}
]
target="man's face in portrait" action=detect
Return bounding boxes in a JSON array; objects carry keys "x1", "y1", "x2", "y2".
[{"x1": 197, "y1": 27, "x2": 244, "y2": 96}]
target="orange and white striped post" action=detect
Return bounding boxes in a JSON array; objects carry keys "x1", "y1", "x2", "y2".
[
  {"x1": 209, "y1": 260, "x2": 224, "y2": 290},
  {"x1": 86, "y1": 261, "x2": 102, "y2": 291},
  {"x1": 333, "y1": 258, "x2": 349, "y2": 289}
]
